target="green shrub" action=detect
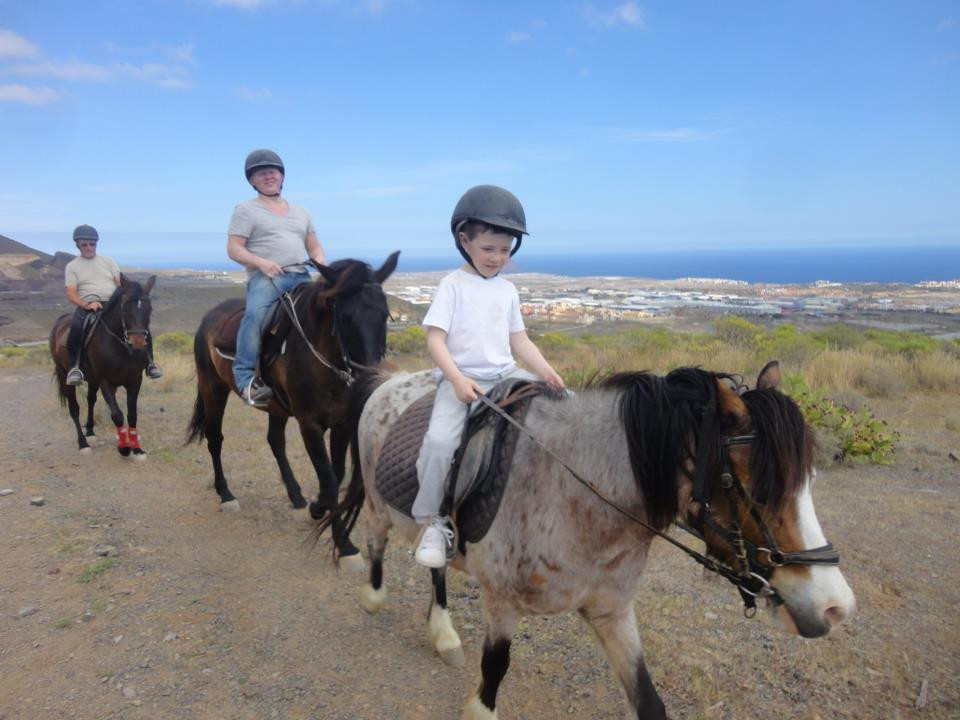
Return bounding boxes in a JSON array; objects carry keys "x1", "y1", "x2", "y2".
[
  {"x1": 863, "y1": 329, "x2": 938, "y2": 357},
  {"x1": 714, "y1": 315, "x2": 763, "y2": 348},
  {"x1": 154, "y1": 331, "x2": 193, "y2": 355},
  {"x1": 387, "y1": 326, "x2": 426, "y2": 355},
  {"x1": 785, "y1": 374, "x2": 898, "y2": 465}
]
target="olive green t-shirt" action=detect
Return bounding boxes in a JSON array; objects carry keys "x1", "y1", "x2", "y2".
[{"x1": 64, "y1": 255, "x2": 121, "y2": 302}]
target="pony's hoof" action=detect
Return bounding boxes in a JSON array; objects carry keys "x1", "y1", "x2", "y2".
[
  {"x1": 308, "y1": 501, "x2": 330, "y2": 521},
  {"x1": 340, "y1": 552, "x2": 366, "y2": 574},
  {"x1": 290, "y1": 497, "x2": 308, "y2": 510},
  {"x1": 439, "y1": 643, "x2": 466, "y2": 668},
  {"x1": 357, "y1": 583, "x2": 387, "y2": 614},
  {"x1": 220, "y1": 499, "x2": 241, "y2": 513},
  {"x1": 132, "y1": 451, "x2": 147, "y2": 462},
  {"x1": 118, "y1": 447, "x2": 131, "y2": 457},
  {"x1": 79, "y1": 447, "x2": 92, "y2": 455},
  {"x1": 461, "y1": 694, "x2": 496, "y2": 720}
]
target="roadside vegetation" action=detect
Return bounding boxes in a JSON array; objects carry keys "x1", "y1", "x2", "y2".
[{"x1": 9, "y1": 319, "x2": 949, "y2": 465}]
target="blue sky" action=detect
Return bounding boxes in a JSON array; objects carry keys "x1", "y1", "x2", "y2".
[{"x1": 1, "y1": 1, "x2": 958, "y2": 269}]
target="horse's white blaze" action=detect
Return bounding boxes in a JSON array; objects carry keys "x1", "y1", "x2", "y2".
[
  {"x1": 357, "y1": 583, "x2": 387, "y2": 614},
  {"x1": 428, "y1": 604, "x2": 465, "y2": 667},
  {"x1": 772, "y1": 478, "x2": 855, "y2": 635},
  {"x1": 461, "y1": 694, "x2": 496, "y2": 720},
  {"x1": 220, "y1": 499, "x2": 241, "y2": 513}
]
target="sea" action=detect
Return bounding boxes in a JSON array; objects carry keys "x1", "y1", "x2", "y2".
[{"x1": 383, "y1": 245, "x2": 960, "y2": 285}]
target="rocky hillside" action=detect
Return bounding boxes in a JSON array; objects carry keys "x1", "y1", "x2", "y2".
[{"x1": 0, "y1": 234, "x2": 74, "y2": 290}]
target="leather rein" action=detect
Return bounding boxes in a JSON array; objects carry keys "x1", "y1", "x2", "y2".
[{"x1": 476, "y1": 387, "x2": 840, "y2": 616}]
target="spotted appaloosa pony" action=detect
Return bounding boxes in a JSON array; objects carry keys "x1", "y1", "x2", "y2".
[
  {"x1": 322, "y1": 361, "x2": 856, "y2": 718},
  {"x1": 187, "y1": 254, "x2": 398, "y2": 559},
  {"x1": 50, "y1": 275, "x2": 157, "y2": 458}
]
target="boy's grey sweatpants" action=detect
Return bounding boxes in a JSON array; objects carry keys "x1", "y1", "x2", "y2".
[{"x1": 412, "y1": 367, "x2": 536, "y2": 523}]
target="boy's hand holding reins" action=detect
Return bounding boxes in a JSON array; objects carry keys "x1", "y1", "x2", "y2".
[{"x1": 452, "y1": 374, "x2": 484, "y2": 404}]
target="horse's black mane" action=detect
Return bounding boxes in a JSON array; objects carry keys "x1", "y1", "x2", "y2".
[
  {"x1": 298, "y1": 258, "x2": 374, "y2": 304},
  {"x1": 102, "y1": 278, "x2": 148, "y2": 315},
  {"x1": 601, "y1": 367, "x2": 810, "y2": 531}
]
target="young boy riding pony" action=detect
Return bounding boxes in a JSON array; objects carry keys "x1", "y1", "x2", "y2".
[{"x1": 413, "y1": 185, "x2": 566, "y2": 568}]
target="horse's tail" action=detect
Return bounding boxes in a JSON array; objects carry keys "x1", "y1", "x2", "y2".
[
  {"x1": 185, "y1": 325, "x2": 213, "y2": 445},
  {"x1": 50, "y1": 315, "x2": 70, "y2": 407},
  {"x1": 313, "y1": 368, "x2": 387, "y2": 546}
]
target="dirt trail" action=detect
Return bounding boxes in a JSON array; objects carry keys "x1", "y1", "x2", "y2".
[{"x1": 1, "y1": 366, "x2": 958, "y2": 719}]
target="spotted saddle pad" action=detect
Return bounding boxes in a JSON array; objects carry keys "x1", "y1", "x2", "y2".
[{"x1": 375, "y1": 379, "x2": 542, "y2": 548}]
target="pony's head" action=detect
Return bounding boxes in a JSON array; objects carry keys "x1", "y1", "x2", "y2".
[
  {"x1": 312, "y1": 251, "x2": 399, "y2": 368},
  {"x1": 112, "y1": 274, "x2": 156, "y2": 351},
  {"x1": 611, "y1": 362, "x2": 855, "y2": 638},
  {"x1": 693, "y1": 361, "x2": 856, "y2": 637}
]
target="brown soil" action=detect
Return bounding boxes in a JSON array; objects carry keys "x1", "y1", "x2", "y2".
[{"x1": 1, "y1": 365, "x2": 958, "y2": 720}]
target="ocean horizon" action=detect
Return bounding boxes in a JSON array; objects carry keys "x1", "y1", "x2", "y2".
[{"x1": 142, "y1": 245, "x2": 960, "y2": 285}]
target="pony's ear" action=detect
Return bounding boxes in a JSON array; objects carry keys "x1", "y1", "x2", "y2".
[
  {"x1": 374, "y1": 250, "x2": 400, "y2": 284},
  {"x1": 315, "y1": 263, "x2": 339, "y2": 287},
  {"x1": 757, "y1": 360, "x2": 782, "y2": 391},
  {"x1": 144, "y1": 275, "x2": 156, "y2": 295},
  {"x1": 716, "y1": 379, "x2": 748, "y2": 422}
]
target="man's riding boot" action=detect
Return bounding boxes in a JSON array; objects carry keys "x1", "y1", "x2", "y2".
[
  {"x1": 145, "y1": 333, "x2": 163, "y2": 379},
  {"x1": 65, "y1": 320, "x2": 85, "y2": 386}
]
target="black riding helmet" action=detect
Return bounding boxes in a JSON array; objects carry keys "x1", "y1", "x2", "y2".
[
  {"x1": 450, "y1": 185, "x2": 527, "y2": 275},
  {"x1": 73, "y1": 224, "x2": 99, "y2": 243},
  {"x1": 244, "y1": 149, "x2": 285, "y2": 180}
]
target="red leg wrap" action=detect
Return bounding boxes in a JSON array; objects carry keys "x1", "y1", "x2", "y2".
[
  {"x1": 127, "y1": 427, "x2": 141, "y2": 450},
  {"x1": 117, "y1": 426, "x2": 130, "y2": 449}
]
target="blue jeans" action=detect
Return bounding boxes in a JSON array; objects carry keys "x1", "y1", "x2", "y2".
[{"x1": 233, "y1": 269, "x2": 311, "y2": 391}]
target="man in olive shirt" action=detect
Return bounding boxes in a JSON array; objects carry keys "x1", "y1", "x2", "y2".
[{"x1": 63, "y1": 224, "x2": 162, "y2": 385}]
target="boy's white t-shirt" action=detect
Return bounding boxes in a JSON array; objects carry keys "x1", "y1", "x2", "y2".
[{"x1": 422, "y1": 268, "x2": 525, "y2": 380}]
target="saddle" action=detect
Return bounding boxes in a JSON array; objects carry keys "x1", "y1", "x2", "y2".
[
  {"x1": 375, "y1": 378, "x2": 544, "y2": 550},
  {"x1": 212, "y1": 285, "x2": 305, "y2": 364}
]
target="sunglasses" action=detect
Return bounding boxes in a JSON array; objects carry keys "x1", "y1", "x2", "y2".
[{"x1": 77, "y1": 241, "x2": 98, "y2": 247}]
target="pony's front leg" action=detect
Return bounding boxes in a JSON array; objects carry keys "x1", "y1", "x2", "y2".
[
  {"x1": 84, "y1": 383, "x2": 99, "y2": 439},
  {"x1": 299, "y1": 420, "x2": 362, "y2": 568},
  {"x1": 125, "y1": 376, "x2": 146, "y2": 460},
  {"x1": 428, "y1": 566, "x2": 465, "y2": 667},
  {"x1": 462, "y1": 604, "x2": 519, "y2": 719},
  {"x1": 98, "y1": 383, "x2": 128, "y2": 457},
  {"x1": 266, "y1": 414, "x2": 307, "y2": 508},
  {"x1": 579, "y1": 603, "x2": 667, "y2": 719}
]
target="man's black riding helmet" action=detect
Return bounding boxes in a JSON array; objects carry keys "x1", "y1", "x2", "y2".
[
  {"x1": 244, "y1": 149, "x2": 285, "y2": 180},
  {"x1": 450, "y1": 185, "x2": 527, "y2": 260},
  {"x1": 73, "y1": 225, "x2": 99, "y2": 243}
]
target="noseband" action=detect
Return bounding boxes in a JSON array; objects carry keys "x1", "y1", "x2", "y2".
[
  {"x1": 679, "y1": 395, "x2": 840, "y2": 614},
  {"x1": 100, "y1": 296, "x2": 150, "y2": 351}
]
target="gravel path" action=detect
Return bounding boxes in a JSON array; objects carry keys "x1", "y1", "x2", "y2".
[{"x1": 1, "y1": 366, "x2": 958, "y2": 719}]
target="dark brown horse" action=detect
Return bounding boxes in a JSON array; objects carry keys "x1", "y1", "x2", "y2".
[
  {"x1": 50, "y1": 274, "x2": 157, "y2": 458},
  {"x1": 186, "y1": 253, "x2": 398, "y2": 558}
]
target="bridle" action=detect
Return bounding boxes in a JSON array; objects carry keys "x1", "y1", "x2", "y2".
[
  {"x1": 271, "y1": 275, "x2": 386, "y2": 388},
  {"x1": 100, "y1": 295, "x2": 150, "y2": 352},
  {"x1": 677, "y1": 395, "x2": 840, "y2": 614},
  {"x1": 476, "y1": 384, "x2": 841, "y2": 616}
]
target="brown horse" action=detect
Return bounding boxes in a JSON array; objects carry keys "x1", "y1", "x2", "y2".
[
  {"x1": 50, "y1": 274, "x2": 157, "y2": 458},
  {"x1": 186, "y1": 253, "x2": 398, "y2": 558}
]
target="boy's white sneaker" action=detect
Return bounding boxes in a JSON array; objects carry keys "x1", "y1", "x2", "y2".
[{"x1": 414, "y1": 517, "x2": 454, "y2": 568}]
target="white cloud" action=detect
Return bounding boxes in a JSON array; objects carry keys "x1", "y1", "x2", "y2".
[
  {"x1": 607, "y1": 127, "x2": 724, "y2": 143},
  {"x1": 234, "y1": 85, "x2": 273, "y2": 103},
  {"x1": 507, "y1": 31, "x2": 531, "y2": 44},
  {"x1": 938, "y1": 17, "x2": 955, "y2": 31},
  {"x1": 0, "y1": 28, "x2": 39, "y2": 58},
  {"x1": 585, "y1": 2, "x2": 647, "y2": 30},
  {"x1": 163, "y1": 44, "x2": 195, "y2": 63},
  {"x1": 0, "y1": 83, "x2": 60, "y2": 105},
  {"x1": 12, "y1": 60, "x2": 192, "y2": 88}
]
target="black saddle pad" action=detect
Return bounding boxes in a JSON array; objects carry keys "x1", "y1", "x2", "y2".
[{"x1": 375, "y1": 380, "x2": 539, "y2": 548}]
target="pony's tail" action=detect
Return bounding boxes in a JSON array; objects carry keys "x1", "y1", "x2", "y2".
[
  {"x1": 185, "y1": 327, "x2": 212, "y2": 445},
  {"x1": 53, "y1": 368, "x2": 69, "y2": 407},
  {"x1": 185, "y1": 391, "x2": 205, "y2": 444},
  {"x1": 312, "y1": 368, "x2": 386, "y2": 547}
]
